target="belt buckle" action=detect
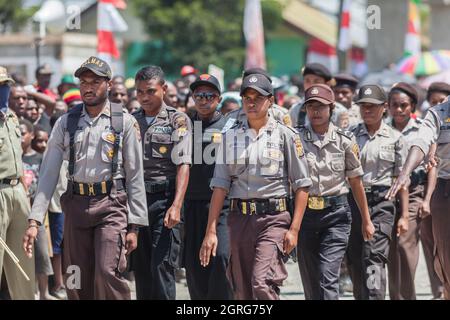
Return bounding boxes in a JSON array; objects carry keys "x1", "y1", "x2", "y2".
[
  {"x1": 79, "y1": 183, "x2": 85, "y2": 195},
  {"x1": 241, "y1": 202, "x2": 247, "y2": 215},
  {"x1": 250, "y1": 202, "x2": 257, "y2": 215},
  {"x1": 364, "y1": 186, "x2": 371, "y2": 193},
  {"x1": 88, "y1": 183, "x2": 95, "y2": 196},
  {"x1": 279, "y1": 199, "x2": 286, "y2": 212},
  {"x1": 10, "y1": 179, "x2": 18, "y2": 186},
  {"x1": 308, "y1": 196, "x2": 325, "y2": 210}
]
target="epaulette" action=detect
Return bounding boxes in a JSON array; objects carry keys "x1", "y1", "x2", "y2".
[{"x1": 336, "y1": 127, "x2": 354, "y2": 139}]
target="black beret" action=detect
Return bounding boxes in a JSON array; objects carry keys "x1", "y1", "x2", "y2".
[
  {"x1": 427, "y1": 82, "x2": 450, "y2": 96},
  {"x1": 334, "y1": 73, "x2": 359, "y2": 89},
  {"x1": 390, "y1": 82, "x2": 418, "y2": 104},
  {"x1": 301, "y1": 63, "x2": 332, "y2": 81}
]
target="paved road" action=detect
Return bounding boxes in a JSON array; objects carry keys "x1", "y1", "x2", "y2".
[{"x1": 131, "y1": 244, "x2": 435, "y2": 300}]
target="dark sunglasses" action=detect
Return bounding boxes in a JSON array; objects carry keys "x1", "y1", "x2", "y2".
[{"x1": 193, "y1": 92, "x2": 218, "y2": 101}]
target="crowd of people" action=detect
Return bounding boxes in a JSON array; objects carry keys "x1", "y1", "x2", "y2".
[{"x1": 0, "y1": 55, "x2": 449, "y2": 300}]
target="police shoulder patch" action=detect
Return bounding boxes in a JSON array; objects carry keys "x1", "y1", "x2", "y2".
[
  {"x1": 351, "y1": 143, "x2": 360, "y2": 158},
  {"x1": 294, "y1": 136, "x2": 304, "y2": 158},
  {"x1": 133, "y1": 121, "x2": 141, "y2": 142}
]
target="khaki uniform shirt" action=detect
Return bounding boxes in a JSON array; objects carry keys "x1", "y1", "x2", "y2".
[
  {"x1": 413, "y1": 102, "x2": 450, "y2": 179},
  {"x1": 299, "y1": 123, "x2": 363, "y2": 197},
  {"x1": 0, "y1": 110, "x2": 23, "y2": 179},
  {"x1": 352, "y1": 122, "x2": 407, "y2": 187},
  {"x1": 133, "y1": 103, "x2": 192, "y2": 181},
  {"x1": 211, "y1": 116, "x2": 312, "y2": 199},
  {"x1": 30, "y1": 101, "x2": 148, "y2": 226}
]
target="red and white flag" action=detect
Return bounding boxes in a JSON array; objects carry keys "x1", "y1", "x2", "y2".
[
  {"x1": 337, "y1": 0, "x2": 352, "y2": 51},
  {"x1": 243, "y1": 0, "x2": 266, "y2": 70},
  {"x1": 97, "y1": 0, "x2": 128, "y2": 63},
  {"x1": 404, "y1": 0, "x2": 421, "y2": 56},
  {"x1": 307, "y1": 38, "x2": 338, "y2": 74}
]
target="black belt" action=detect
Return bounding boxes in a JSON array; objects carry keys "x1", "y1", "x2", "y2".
[
  {"x1": 307, "y1": 194, "x2": 348, "y2": 210},
  {"x1": 410, "y1": 170, "x2": 427, "y2": 188},
  {"x1": 364, "y1": 186, "x2": 390, "y2": 203},
  {"x1": 144, "y1": 179, "x2": 176, "y2": 194},
  {"x1": 230, "y1": 198, "x2": 288, "y2": 215},
  {"x1": 0, "y1": 178, "x2": 20, "y2": 186},
  {"x1": 70, "y1": 179, "x2": 125, "y2": 196}
]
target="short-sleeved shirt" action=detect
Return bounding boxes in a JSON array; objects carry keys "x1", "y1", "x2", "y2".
[
  {"x1": 186, "y1": 110, "x2": 227, "y2": 200},
  {"x1": 412, "y1": 102, "x2": 450, "y2": 179},
  {"x1": 298, "y1": 123, "x2": 363, "y2": 197},
  {"x1": 22, "y1": 151, "x2": 43, "y2": 200},
  {"x1": 133, "y1": 103, "x2": 192, "y2": 181},
  {"x1": 30, "y1": 101, "x2": 148, "y2": 226},
  {"x1": 0, "y1": 110, "x2": 23, "y2": 179},
  {"x1": 389, "y1": 117, "x2": 425, "y2": 175},
  {"x1": 210, "y1": 116, "x2": 312, "y2": 199},
  {"x1": 352, "y1": 121, "x2": 407, "y2": 187}
]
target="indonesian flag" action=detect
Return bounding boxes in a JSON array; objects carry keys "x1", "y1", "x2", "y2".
[
  {"x1": 307, "y1": 38, "x2": 338, "y2": 74},
  {"x1": 97, "y1": 0, "x2": 128, "y2": 62},
  {"x1": 244, "y1": 0, "x2": 266, "y2": 69},
  {"x1": 337, "y1": 0, "x2": 352, "y2": 51},
  {"x1": 404, "y1": 0, "x2": 421, "y2": 57}
]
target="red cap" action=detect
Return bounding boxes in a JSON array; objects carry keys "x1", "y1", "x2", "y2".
[{"x1": 180, "y1": 65, "x2": 197, "y2": 77}]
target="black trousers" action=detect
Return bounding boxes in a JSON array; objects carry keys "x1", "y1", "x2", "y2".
[
  {"x1": 131, "y1": 191, "x2": 181, "y2": 300},
  {"x1": 347, "y1": 193, "x2": 395, "y2": 300},
  {"x1": 183, "y1": 199, "x2": 233, "y2": 300},
  {"x1": 297, "y1": 203, "x2": 352, "y2": 300}
]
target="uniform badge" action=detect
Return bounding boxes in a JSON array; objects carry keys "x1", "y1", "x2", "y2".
[
  {"x1": 311, "y1": 88, "x2": 319, "y2": 95},
  {"x1": 159, "y1": 146, "x2": 168, "y2": 154},
  {"x1": 177, "y1": 127, "x2": 187, "y2": 137},
  {"x1": 283, "y1": 114, "x2": 292, "y2": 126},
  {"x1": 249, "y1": 76, "x2": 258, "y2": 83},
  {"x1": 105, "y1": 132, "x2": 115, "y2": 144},
  {"x1": 212, "y1": 132, "x2": 222, "y2": 143},
  {"x1": 445, "y1": 117, "x2": 450, "y2": 123},
  {"x1": 352, "y1": 143, "x2": 360, "y2": 158},
  {"x1": 364, "y1": 88, "x2": 372, "y2": 95},
  {"x1": 175, "y1": 117, "x2": 187, "y2": 129},
  {"x1": 133, "y1": 122, "x2": 141, "y2": 142},
  {"x1": 295, "y1": 138, "x2": 304, "y2": 157},
  {"x1": 107, "y1": 148, "x2": 114, "y2": 159}
]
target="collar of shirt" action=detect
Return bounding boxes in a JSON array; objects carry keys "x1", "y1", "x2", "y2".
[
  {"x1": 305, "y1": 122, "x2": 337, "y2": 148},
  {"x1": 391, "y1": 117, "x2": 420, "y2": 134},
  {"x1": 240, "y1": 115, "x2": 277, "y2": 139},
  {"x1": 356, "y1": 121, "x2": 390, "y2": 139},
  {"x1": 81, "y1": 101, "x2": 111, "y2": 125},
  {"x1": 193, "y1": 110, "x2": 222, "y2": 127}
]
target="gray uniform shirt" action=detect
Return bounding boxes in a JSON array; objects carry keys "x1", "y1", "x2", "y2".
[
  {"x1": 223, "y1": 104, "x2": 292, "y2": 129},
  {"x1": 30, "y1": 101, "x2": 148, "y2": 226},
  {"x1": 299, "y1": 123, "x2": 363, "y2": 197},
  {"x1": 413, "y1": 102, "x2": 450, "y2": 179},
  {"x1": 389, "y1": 118, "x2": 425, "y2": 175},
  {"x1": 211, "y1": 116, "x2": 312, "y2": 199},
  {"x1": 352, "y1": 122, "x2": 407, "y2": 187}
]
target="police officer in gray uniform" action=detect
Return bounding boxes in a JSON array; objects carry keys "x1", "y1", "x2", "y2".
[
  {"x1": 388, "y1": 92, "x2": 450, "y2": 300},
  {"x1": 24, "y1": 56, "x2": 148, "y2": 300},
  {"x1": 296, "y1": 84, "x2": 374, "y2": 300},
  {"x1": 200, "y1": 74, "x2": 311, "y2": 300},
  {"x1": 183, "y1": 74, "x2": 232, "y2": 300},
  {"x1": 347, "y1": 84, "x2": 409, "y2": 300},
  {"x1": 131, "y1": 66, "x2": 192, "y2": 300},
  {"x1": 223, "y1": 68, "x2": 292, "y2": 130}
]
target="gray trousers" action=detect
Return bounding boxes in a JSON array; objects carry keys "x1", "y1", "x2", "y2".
[{"x1": 298, "y1": 204, "x2": 351, "y2": 300}]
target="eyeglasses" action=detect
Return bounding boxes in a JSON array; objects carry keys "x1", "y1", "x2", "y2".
[{"x1": 193, "y1": 92, "x2": 218, "y2": 101}]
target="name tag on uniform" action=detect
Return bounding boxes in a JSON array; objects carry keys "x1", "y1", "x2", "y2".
[
  {"x1": 263, "y1": 148, "x2": 282, "y2": 160},
  {"x1": 153, "y1": 126, "x2": 173, "y2": 134}
]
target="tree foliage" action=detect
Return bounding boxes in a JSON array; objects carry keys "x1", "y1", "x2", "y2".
[
  {"x1": 0, "y1": 1, "x2": 37, "y2": 33},
  {"x1": 131, "y1": 0, "x2": 282, "y2": 78}
]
